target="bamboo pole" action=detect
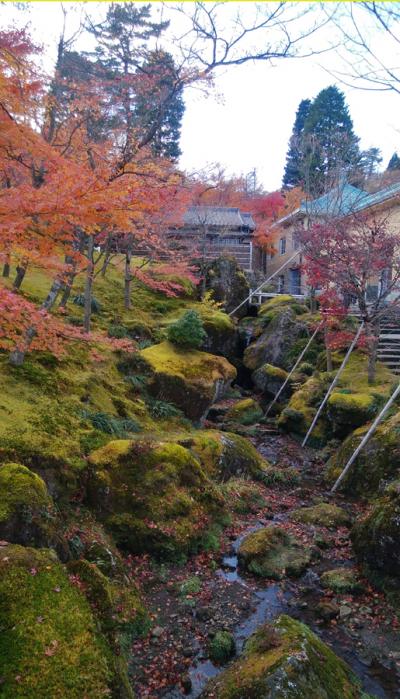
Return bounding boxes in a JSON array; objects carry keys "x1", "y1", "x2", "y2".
[
  {"x1": 265, "y1": 320, "x2": 323, "y2": 417},
  {"x1": 302, "y1": 321, "x2": 365, "y2": 447},
  {"x1": 228, "y1": 250, "x2": 301, "y2": 317},
  {"x1": 331, "y1": 380, "x2": 400, "y2": 493}
]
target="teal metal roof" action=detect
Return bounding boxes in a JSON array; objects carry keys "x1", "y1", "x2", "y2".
[
  {"x1": 300, "y1": 180, "x2": 400, "y2": 218},
  {"x1": 300, "y1": 182, "x2": 367, "y2": 217}
]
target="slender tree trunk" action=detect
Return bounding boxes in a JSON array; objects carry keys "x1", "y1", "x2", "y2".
[
  {"x1": 9, "y1": 277, "x2": 63, "y2": 366},
  {"x1": 101, "y1": 251, "x2": 111, "y2": 278},
  {"x1": 13, "y1": 261, "x2": 28, "y2": 289},
  {"x1": 83, "y1": 236, "x2": 94, "y2": 334},
  {"x1": 124, "y1": 250, "x2": 132, "y2": 310},
  {"x1": 324, "y1": 325, "x2": 333, "y2": 371},
  {"x1": 367, "y1": 319, "x2": 380, "y2": 385},
  {"x1": 309, "y1": 287, "x2": 316, "y2": 313},
  {"x1": 59, "y1": 255, "x2": 77, "y2": 309},
  {"x1": 2, "y1": 260, "x2": 10, "y2": 278}
]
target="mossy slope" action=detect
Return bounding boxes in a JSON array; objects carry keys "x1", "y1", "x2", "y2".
[{"x1": 0, "y1": 545, "x2": 126, "y2": 699}]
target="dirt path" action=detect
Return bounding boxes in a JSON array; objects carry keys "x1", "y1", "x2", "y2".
[{"x1": 128, "y1": 430, "x2": 400, "y2": 699}]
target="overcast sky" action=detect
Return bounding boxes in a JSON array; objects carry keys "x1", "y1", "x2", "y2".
[{"x1": 3, "y1": 2, "x2": 399, "y2": 191}]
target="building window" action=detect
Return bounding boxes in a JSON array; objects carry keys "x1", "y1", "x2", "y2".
[
  {"x1": 279, "y1": 237, "x2": 286, "y2": 255},
  {"x1": 292, "y1": 232, "x2": 300, "y2": 250},
  {"x1": 278, "y1": 275, "x2": 285, "y2": 293}
]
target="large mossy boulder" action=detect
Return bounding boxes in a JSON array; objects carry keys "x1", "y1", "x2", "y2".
[
  {"x1": 204, "y1": 255, "x2": 249, "y2": 318},
  {"x1": 290, "y1": 503, "x2": 352, "y2": 529},
  {"x1": 352, "y1": 480, "x2": 400, "y2": 581},
  {"x1": 280, "y1": 353, "x2": 395, "y2": 447},
  {"x1": 87, "y1": 438, "x2": 227, "y2": 557},
  {"x1": 278, "y1": 374, "x2": 331, "y2": 446},
  {"x1": 139, "y1": 341, "x2": 236, "y2": 421},
  {"x1": 0, "y1": 462, "x2": 56, "y2": 548},
  {"x1": 200, "y1": 614, "x2": 370, "y2": 698},
  {"x1": 244, "y1": 300, "x2": 309, "y2": 372},
  {"x1": 238, "y1": 526, "x2": 313, "y2": 579},
  {"x1": 183, "y1": 430, "x2": 271, "y2": 481},
  {"x1": 0, "y1": 545, "x2": 130, "y2": 699},
  {"x1": 252, "y1": 363, "x2": 290, "y2": 399},
  {"x1": 202, "y1": 311, "x2": 239, "y2": 360},
  {"x1": 326, "y1": 411, "x2": 400, "y2": 497},
  {"x1": 320, "y1": 567, "x2": 364, "y2": 594}
]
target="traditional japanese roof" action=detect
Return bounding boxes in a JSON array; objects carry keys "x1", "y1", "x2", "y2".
[{"x1": 183, "y1": 206, "x2": 255, "y2": 230}]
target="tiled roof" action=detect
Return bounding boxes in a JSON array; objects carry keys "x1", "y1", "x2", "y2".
[
  {"x1": 351, "y1": 181, "x2": 400, "y2": 213},
  {"x1": 183, "y1": 206, "x2": 255, "y2": 229}
]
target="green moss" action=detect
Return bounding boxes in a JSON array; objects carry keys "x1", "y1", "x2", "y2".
[
  {"x1": 186, "y1": 430, "x2": 270, "y2": 481},
  {"x1": 291, "y1": 503, "x2": 352, "y2": 529},
  {"x1": 201, "y1": 614, "x2": 368, "y2": 698},
  {"x1": 139, "y1": 341, "x2": 236, "y2": 421},
  {"x1": 226, "y1": 398, "x2": 263, "y2": 426},
  {"x1": 327, "y1": 392, "x2": 377, "y2": 435},
  {"x1": 0, "y1": 462, "x2": 50, "y2": 523},
  {"x1": 222, "y1": 479, "x2": 267, "y2": 514},
  {"x1": 88, "y1": 438, "x2": 227, "y2": 557},
  {"x1": 238, "y1": 526, "x2": 312, "y2": 579},
  {"x1": 208, "y1": 631, "x2": 236, "y2": 665},
  {"x1": 352, "y1": 480, "x2": 400, "y2": 581},
  {"x1": 258, "y1": 295, "x2": 299, "y2": 313},
  {"x1": 261, "y1": 364, "x2": 288, "y2": 380},
  {"x1": 0, "y1": 545, "x2": 124, "y2": 698},
  {"x1": 320, "y1": 567, "x2": 364, "y2": 594},
  {"x1": 325, "y1": 410, "x2": 400, "y2": 497}
]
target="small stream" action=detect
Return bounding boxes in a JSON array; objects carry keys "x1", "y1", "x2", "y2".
[{"x1": 186, "y1": 522, "x2": 396, "y2": 698}]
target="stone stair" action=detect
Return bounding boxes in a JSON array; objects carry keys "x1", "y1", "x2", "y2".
[{"x1": 377, "y1": 319, "x2": 400, "y2": 374}]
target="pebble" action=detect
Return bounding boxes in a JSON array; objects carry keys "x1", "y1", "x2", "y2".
[
  {"x1": 151, "y1": 626, "x2": 164, "y2": 638},
  {"x1": 339, "y1": 605, "x2": 352, "y2": 619}
]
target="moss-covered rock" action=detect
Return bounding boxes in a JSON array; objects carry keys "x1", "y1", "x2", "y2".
[
  {"x1": 204, "y1": 255, "x2": 250, "y2": 318},
  {"x1": 225, "y1": 398, "x2": 263, "y2": 426},
  {"x1": 183, "y1": 430, "x2": 271, "y2": 482},
  {"x1": 202, "y1": 311, "x2": 239, "y2": 360},
  {"x1": 87, "y1": 437, "x2": 227, "y2": 557},
  {"x1": 320, "y1": 567, "x2": 364, "y2": 594},
  {"x1": 200, "y1": 614, "x2": 369, "y2": 698},
  {"x1": 278, "y1": 374, "x2": 331, "y2": 446},
  {"x1": 0, "y1": 462, "x2": 57, "y2": 547},
  {"x1": 244, "y1": 306, "x2": 309, "y2": 372},
  {"x1": 326, "y1": 411, "x2": 400, "y2": 497},
  {"x1": 291, "y1": 503, "x2": 352, "y2": 529},
  {"x1": 252, "y1": 363, "x2": 290, "y2": 400},
  {"x1": 208, "y1": 631, "x2": 236, "y2": 665},
  {"x1": 279, "y1": 353, "x2": 395, "y2": 447},
  {"x1": 238, "y1": 526, "x2": 313, "y2": 579},
  {"x1": 222, "y1": 479, "x2": 267, "y2": 515},
  {"x1": 326, "y1": 392, "x2": 378, "y2": 436},
  {"x1": 351, "y1": 480, "x2": 400, "y2": 580},
  {"x1": 0, "y1": 544, "x2": 131, "y2": 698},
  {"x1": 139, "y1": 341, "x2": 236, "y2": 421}
]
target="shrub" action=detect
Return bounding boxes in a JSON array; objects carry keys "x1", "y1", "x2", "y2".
[
  {"x1": 81, "y1": 411, "x2": 140, "y2": 436},
  {"x1": 167, "y1": 310, "x2": 206, "y2": 349},
  {"x1": 146, "y1": 398, "x2": 183, "y2": 419},
  {"x1": 108, "y1": 324, "x2": 128, "y2": 339},
  {"x1": 73, "y1": 294, "x2": 102, "y2": 313},
  {"x1": 208, "y1": 631, "x2": 236, "y2": 664}
]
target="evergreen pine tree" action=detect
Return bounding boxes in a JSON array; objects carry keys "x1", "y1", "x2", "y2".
[
  {"x1": 282, "y1": 99, "x2": 311, "y2": 188},
  {"x1": 134, "y1": 50, "x2": 185, "y2": 160},
  {"x1": 302, "y1": 86, "x2": 360, "y2": 195},
  {"x1": 167, "y1": 310, "x2": 206, "y2": 349},
  {"x1": 387, "y1": 152, "x2": 400, "y2": 171}
]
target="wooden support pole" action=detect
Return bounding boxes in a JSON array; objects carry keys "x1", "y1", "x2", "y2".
[
  {"x1": 302, "y1": 321, "x2": 365, "y2": 447},
  {"x1": 331, "y1": 380, "x2": 400, "y2": 493},
  {"x1": 265, "y1": 320, "x2": 323, "y2": 417}
]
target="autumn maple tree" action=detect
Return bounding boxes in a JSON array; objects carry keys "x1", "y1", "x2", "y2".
[{"x1": 298, "y1": 211, "x2": 400, "y2": 383}]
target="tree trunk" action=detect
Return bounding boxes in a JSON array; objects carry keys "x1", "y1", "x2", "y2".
[
  {"x1": 13, "y1": 262, "x2": 28, "y2": 289},
  {"x1": 324, "y1": 325, "x2": 333, "y2": 371},
  {"x1": 367, "y1": 319, "x2": 380, "y2": 385},
  {"x1": 2, "y1": 261, "x2": 10, "y2": 278},
  {"x1": 309, "y1": 287, "x2": 317, "y2": 313},
  {"x1": 83, "y1": 236, "x2": 94, "y2": 334},
  {"x1": 59, "y1": 256, "x2": 77, "y2": 309},
  {"x1": 9, "y1": 277, "x2": 63, "y2": 366},
  {"x1": 101, "y1": 251, "x2": 111, "y2": 278},
  {"x1": 124, "y1": 250, "x2": 132, "y2": 310}
]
